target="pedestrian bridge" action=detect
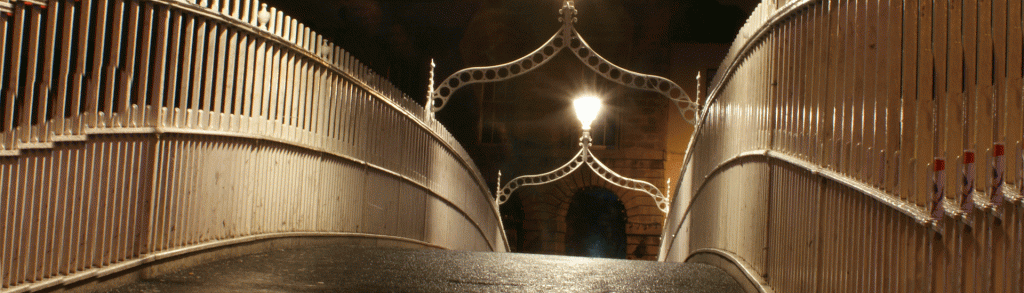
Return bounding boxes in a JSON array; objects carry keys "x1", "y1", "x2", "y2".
[
  {"x1": 661, "y1": 0, "x2": 1024, "y2": 292},
  {"x1": 0, "y1": 1, "x2": 505, "y2": 291},
  {"x1": 1, "y1": 0, "x2": 1023, "y2": 292}
]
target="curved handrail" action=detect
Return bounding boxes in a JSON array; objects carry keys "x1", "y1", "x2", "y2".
[
  {"x1": 661, "y1": 0, "x2": 1024, "y2": 292},
  {"x1": 675, "y1": 0, "x2": 817, "y2": 203},
  {"x1": 0, "y1": 0, "x2": 508, "y2": 291},
  {"x1": 686, "y1": 248, "x2": 775, "y2": 293}
]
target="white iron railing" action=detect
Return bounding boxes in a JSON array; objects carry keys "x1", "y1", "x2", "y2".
[
  {"x1": 661, "y1": 0, "x2": 1024, "y2": 292},
  {"x1": 0, "y1": 0, "x2": 507, "y2": 291}
]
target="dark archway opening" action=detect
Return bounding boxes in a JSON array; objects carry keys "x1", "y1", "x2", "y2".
[{"x1": 565, "y1": 187, "x2": 627, "y2": 258}]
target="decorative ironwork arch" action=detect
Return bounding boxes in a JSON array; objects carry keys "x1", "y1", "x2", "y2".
[
  {"x1": 495, "y1": 133, "x2": 671, "y2": 213},
  {"x1": 426, "y1": 0, "x2": 700, "y2": 125}
]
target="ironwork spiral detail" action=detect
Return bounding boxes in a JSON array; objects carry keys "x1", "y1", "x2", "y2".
[
  {"x1": 566, "y1": 29, "x2": 699, "y2": 125},
  {"x1": 495, "y1": 148, "x2": 586, "y2": 204},
  {"x1": 430, "y1": 33, "x2": 568, "y2": 111},
  {"x1": 584, "y1": 149, "x2": 671, "y2": 213}
]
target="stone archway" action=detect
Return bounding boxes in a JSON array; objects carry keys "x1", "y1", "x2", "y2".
[{"x1": 564, "y1": 186, "x2": 627, "y2": 258}]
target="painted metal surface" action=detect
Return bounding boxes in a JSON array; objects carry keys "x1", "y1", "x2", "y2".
[
  {"x1": 426, "y1": 1, "x2": 701, "y2": 125},
  {"x1": 496, "y1": 132, "x2": 671, "y2": 213},
  {"x1": 0, "y1": 0, "x2": 507, "y2": 292},
  {"x1": 660, "y1": 0, "x2": 1024, "y2": 292}
]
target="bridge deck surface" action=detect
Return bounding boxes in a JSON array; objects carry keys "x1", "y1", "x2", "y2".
[{"x1": 105, "y1": 245, "x2": 743, "y2": 292}]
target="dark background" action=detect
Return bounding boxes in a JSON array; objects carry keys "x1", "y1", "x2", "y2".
[{"x1": 259, "y1": 0, "x2": 755, "y2": 145}]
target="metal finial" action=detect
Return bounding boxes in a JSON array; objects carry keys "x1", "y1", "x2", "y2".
[
  {"x1": 559, "y1": 1, "x2": 577, "y2": 24},
  {"x1": 495, "y1": 170, "x2": 502, "y2": 200},
  {"x1": 666, "y1": 178, "x2": 671, "y2": 195},
  {"x1": 696, "y1": 71, "x2": 702, "y2": 102},
  {"x1": 427, "y1": 59, "x2": 436, "y2": 115},
  {"x1": 429, "y1": 59, "x2": 436, "y2": 92},
  {"x1": 257, "y1": 4, "x2": 271, "y2": 29}
]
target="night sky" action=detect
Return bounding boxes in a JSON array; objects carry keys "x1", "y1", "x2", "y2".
[{"x1": 261, "y1": 0, "x2": 755, "y2": 147}]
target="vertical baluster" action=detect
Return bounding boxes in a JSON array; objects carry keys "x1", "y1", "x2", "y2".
[
  {"x1": 293, "y1": 59, "x2": 305, "y2": 142},
  {"x1": 208, "y1": 24, "x2": 227, "y2": 130},
  {"x1": 341, "y1": 81, "x2": 353, "y2": 155},
  {"x1": 131, "y1": 2, "x2": 155, "y2": 127},
  {"x1": 219, "y1": 27, "x2": 237, "y2": 132},
  {"x1": 311, "y1": 67, "x2": 323, "y2": 147},
  {"x1": 166, "y1": 139, "x2": 182, "y2": 248},
  {"x1": 2, "y1": 155, "x2": 14, "y2": 286},
  {"x1": 796, "y1": 11, "x2": 810, "y2": 162},
  {"x1": 335, "y1": 75, "x2": 346, "y2": 152},
  {"x1": 200, "y1": 21, "x2": 218, "y2": 130},
  {"x1": 323, "y1": 74, "x2": 335, "y2": 149},
  {"x1": 236, "y1": 32, "x2": 252, "y2": 133},
  {"x1": 248, "y1": 0, "x2": 259, "y2": 27},
  {"x1": 306, "y1": 63, "x2": 318, "y2": 144},
  {"x1": 810, "y1": 2, "x2": 826, "y2": 167},
  {"x1": 278, "y1": 50, "x2": 292, "y2": 139},
  {"x1": 294, "y1": 60, "x2": 307, "y2": 142},
  {"x1": 114, "y1": 140, "x2": 132, "y2": 263},
  {"x1": 992, "y1": 0, "x2": 1012, "y2": 286},
  {"x1": 18, "y1": 4, "x2": 41, "y2": 145},
  {"x1": 279, "y1": 14, "x2": 288, "y2": 42},
  {"x1": 59, "y1": 144, "x2": 81, "y2": 275},
  {"x1": 81, "y1": 1, "x2": 104, "y2": 131},
  {"x1": 822, "y1": 0, "x2": 839, "y2": 172},
  {"x1": 4, "y1": 4, "x2": 25, "y2": 150},
  {"x1": 30, "y1": 1, "x2": 59, "y2": 145},
  {"x1": 63, "y1": 141, "x2": 81, "y2": 274},
  {"x1": 779, "y1": 21, "x2": 792, "y2": 156},
  {"x1": 880, "y1": 0, "x2": 899, "y2": 196},
  {"x1": 12, "y1": 154, "x2": 32, "y2": 284},
  {"x1": 176, "y1": 16, "x2": 194, "y2": 128},
  {"x1": 1004, "y1": 2, "x2": 1023, "y2": 291},
  {"x1": 252, "y1": 38, "x2": 268, "y2": 135},
  {"x1": 51, "y1": 0, "x2": 75, "y2": 138},
  {"x1": 945, "y1": 0, "x2": 965, "y2": 264},
  {"x1": 271, "y1": 8, "x2": 281, "y2": 37},
  {"x1": 147, "y1": 139, "x2": 165, "y2": 253},
  {"x1": 295, "y1": 23, "x2": 304, "y2": 50},
  {"x1": 963, "y1": 0, "x2": 982, "y2": 287},
  {"x1": 0, "y1": 11, "x2": 10, "y2": 150},
  {"x1": 265, "y1": 44, "x2": 280, "y2": 137},
  {"x1": 187, "y1": 19, "x2": 204, "y2": 128},
  {"x1": 839, "y1": 0, "x2": 855, "y2": 179},
  {"x1": 895, "y1": 0, "x2": 916, "y2": 206},
  {"x1": 1007, "y1": 0, "x2": 1023, "y2": 199},
  {"x1": 154, "y1": 7, "x2": 176, "y2": 127},
  {"x1": 97, "y1": 0, "x2": 125, "y2": 128},
  {"x1": 114, "y1": 0, "x2": 137, "y2": 128}
]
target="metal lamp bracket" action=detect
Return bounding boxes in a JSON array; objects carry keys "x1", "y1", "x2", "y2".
[
  {"x1": 427, "y1": 0, "x2": 700, "y2": 125},
  {"x1": 495, "y1": 132, "x2": 671, "y2": 213}
]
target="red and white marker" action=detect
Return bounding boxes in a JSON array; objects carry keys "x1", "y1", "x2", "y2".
[
  {"x1": 931, "y1": 158, "x2": 946, "y2": 220},
  {"x1": 961, "y1": 151, "x2": 976, "y2": 217}
]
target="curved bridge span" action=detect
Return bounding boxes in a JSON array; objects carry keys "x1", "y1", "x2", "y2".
[
  {"x1": 661, "y1": 0, "x2": 1024, "y2": 292},
  {"x1": 0, "y1": 1, "x2": 506, "y2": 291}
]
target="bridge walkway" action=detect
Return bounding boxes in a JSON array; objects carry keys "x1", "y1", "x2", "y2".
[{"x1": 106, "y1": 245, "x2": 743, "y2": 293}]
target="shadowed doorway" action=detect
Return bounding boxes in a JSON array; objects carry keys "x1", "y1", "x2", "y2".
[{"x1": 565, "y1": 187, "x2": 627, "y2": 258}]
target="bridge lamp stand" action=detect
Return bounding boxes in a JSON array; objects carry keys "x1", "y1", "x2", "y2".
[{"x1": 494, "y1": 96, "x2": 671, "y2": 214}]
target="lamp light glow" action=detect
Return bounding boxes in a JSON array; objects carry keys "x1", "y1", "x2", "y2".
[{"x1": 573, "y1": 96, "x2": 602, "y2": 130}]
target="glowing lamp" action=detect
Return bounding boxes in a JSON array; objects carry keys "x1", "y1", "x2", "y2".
[{"x1": 573, "y1": 96, "x2": 602, "y2": 130}]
